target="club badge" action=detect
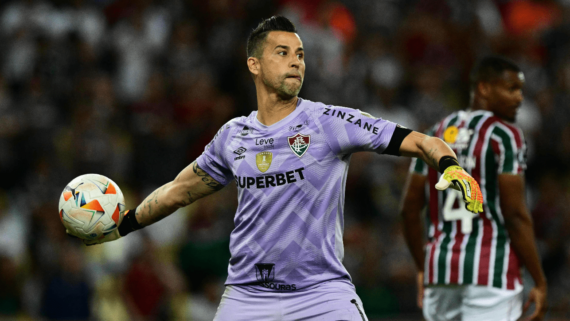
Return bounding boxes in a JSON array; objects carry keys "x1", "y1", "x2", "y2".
[
  {"x1": 288, "y1": 133, "x2": 310, "y2": 157},
  {"x1": 256, "y1": 151, "x2": 273, "y2": 173}
]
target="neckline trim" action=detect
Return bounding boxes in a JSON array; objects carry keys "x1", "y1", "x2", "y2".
[{"x1": 254, "y1": 98, "x2": 304, "y2": 129}]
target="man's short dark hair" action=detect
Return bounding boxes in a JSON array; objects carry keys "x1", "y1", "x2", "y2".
[
  {"x1": 470, "y1": 56, "x2": 521, "y2": 90},
  {"x1": 247, "y1": 16, "x2": 297, "y2": 59}
]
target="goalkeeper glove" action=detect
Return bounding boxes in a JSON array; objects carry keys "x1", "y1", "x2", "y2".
[{"x1": 435, "y1": 157, "x2": 483, "y2": 214}]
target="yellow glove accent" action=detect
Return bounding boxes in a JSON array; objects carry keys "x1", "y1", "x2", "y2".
[{"x1": 435, "y1": 165, "x2": 484, "y2": 214}]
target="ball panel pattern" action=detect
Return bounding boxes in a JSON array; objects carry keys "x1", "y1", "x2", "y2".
[{"x1": 58, "y1": 174, "x2": 125, "y2": 240}]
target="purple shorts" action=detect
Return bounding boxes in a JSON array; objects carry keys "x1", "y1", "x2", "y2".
[{"x1": 214, "y1": 279, "x2": 369, "y2": 321}]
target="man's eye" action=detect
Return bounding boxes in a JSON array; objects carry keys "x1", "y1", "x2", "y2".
[
  {"x1": 297, "y1": 54, "x2": 303, "y2": 59},
  {"x1": 279, "y1": 51, "x2": 286, "y2": 56}
]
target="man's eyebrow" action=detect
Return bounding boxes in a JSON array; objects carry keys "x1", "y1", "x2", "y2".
[{"x1": 274, "y1": 45, "x2": 304, "y2": 51}]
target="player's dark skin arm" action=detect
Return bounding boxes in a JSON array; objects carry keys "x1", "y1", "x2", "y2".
[
  {"x1": 499, "y1": 174, "x2": 547, "y2": 321},
  {"x1": 399, "y1": 131, "x2": 458, "y2": 171},
  {"x1": 134, "y1": 161, "x2": 223, "y2": 227},
  {"x1": 400, "y1": 172, "x2": 428, "y2": 308}
]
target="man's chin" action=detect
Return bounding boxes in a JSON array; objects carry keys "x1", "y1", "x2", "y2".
[
  {"x1": 503, "y1": 114, "x2": 517, "y2": 123},
  {"x1": 278, "y1": 85, "x2": 302, "y2": 99}
]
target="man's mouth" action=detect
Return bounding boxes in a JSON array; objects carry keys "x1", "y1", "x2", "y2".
[{"x1": 286, "y1": 75, "x2": 302, "y2": 81}]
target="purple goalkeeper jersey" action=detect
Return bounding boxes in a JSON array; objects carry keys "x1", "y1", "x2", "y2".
[{"x1": 196, "y1": 98, "x2": 397, "y2": 291}]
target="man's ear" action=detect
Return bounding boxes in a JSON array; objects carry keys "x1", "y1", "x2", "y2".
[
  {"x1": 478, "y1": 82, "x2": 491, "y2": 98},
  {"x1": 247, "y1": 57, "x2": 260, "y2": 77}
]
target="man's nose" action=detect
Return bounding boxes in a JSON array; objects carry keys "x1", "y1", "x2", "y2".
[
  {"x1": 290, "y1": 56, "x2": 300, "y2": 68},
  {"x1": 515, "y1": 90, "x2": 523, "y2": 103}
]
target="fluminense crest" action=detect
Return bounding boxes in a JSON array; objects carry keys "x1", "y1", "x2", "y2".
[{"x1": 287, "y1": 133, "x2": 310, "y2": 157}]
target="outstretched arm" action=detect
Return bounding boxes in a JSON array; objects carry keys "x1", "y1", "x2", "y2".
[
  {"x1": 398, "y1": 131, "x2": 457, "y2": 171},
  {"x1": 397, "y1": 130, "x2": 483, "y2": 214},
  {"x1": 134, "y1": 161, "x2": 223, "y2": 226},
  {"x1": 84, "y1": 161, "x2": 224, "y2": 245}
]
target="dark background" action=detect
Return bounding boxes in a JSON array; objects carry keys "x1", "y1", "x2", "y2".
[{"x1": 0, "y1": 0, "x2": 569, "y2": 320}]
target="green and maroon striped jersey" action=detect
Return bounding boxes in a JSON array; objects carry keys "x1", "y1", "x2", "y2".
[{"x1": 411, "y1": 110, "x2": 527, "y2": 290}]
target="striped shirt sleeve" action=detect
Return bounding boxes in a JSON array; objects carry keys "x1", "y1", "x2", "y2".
[
  {"x1": 410, "y1": 157, "x2": 429, "y2": 175},
  {"x1": 491, "y1": 123, "x2": 527, "y2": 175}
]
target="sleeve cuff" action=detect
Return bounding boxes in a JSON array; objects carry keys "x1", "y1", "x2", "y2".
[
  {"x1": 382, "y1": 126, "x2": 413, "y2": 156},
  {"x1": 196, "y1": 154, "x2": 231, "y2": 186}
]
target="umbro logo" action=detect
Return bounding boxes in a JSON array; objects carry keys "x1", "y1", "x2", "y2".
[{"x1": 234, "y1": 147, "x2": 246, "y2": 160}]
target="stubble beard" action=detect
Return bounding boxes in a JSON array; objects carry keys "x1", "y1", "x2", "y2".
[{"x1": 263, "y1": 74, "x2": 302, "y2": 100}]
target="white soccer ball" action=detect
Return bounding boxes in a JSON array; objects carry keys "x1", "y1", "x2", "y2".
[{"x1": 58, "y1": 174, "x2": 126, "y2": 240}]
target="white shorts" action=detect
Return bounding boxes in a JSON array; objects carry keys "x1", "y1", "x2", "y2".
[
  {"x1": 423, "y1": 284, "x2": 523, "y2": 321},
  {"x1": 214, "y1": 279, "x2": 368, "y2": 321}
]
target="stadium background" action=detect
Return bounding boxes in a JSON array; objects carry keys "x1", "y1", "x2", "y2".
[{"x1": 0, "y1": 0, "x2": 569, "y2": 320}]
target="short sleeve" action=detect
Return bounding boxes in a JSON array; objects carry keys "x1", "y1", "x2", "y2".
[
  {"x1": 196, "y1": 124, "x2": 234, "y2": 186},
  {"x1": 491, "y1": 124, "x2": 527, "y2": 175},
  {"x1": 318, "y1": 105, "x2": 398, "y2": 155}
]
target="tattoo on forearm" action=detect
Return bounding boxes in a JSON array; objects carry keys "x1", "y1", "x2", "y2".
[
  {"x1": 137, "y1": 162, "x2": 223, "y2": 226},
  {"x1": 181, "y1": 191, "x2": 197, "y2": 207},
  {"x1": 426, "y1": 147, "x2": 439, "y2": 170},
  {"x1": 192, "y1": 162, "x2": 224, "y2": 191},
  {"x1": 140, "y1": 185, "x2": 167, "y2": 225},
  {"x1": 149, "y1": 211, "x2": 169, "y2": 224}
]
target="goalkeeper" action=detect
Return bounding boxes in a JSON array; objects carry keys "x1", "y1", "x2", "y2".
[{"x1": 70, "y1": 16, "x2": 484, "y2": 320}]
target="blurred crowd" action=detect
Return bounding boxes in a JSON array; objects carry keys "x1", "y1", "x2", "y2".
[{"x1": 0, "y1": 0, "x2": 570, "y2": 320}]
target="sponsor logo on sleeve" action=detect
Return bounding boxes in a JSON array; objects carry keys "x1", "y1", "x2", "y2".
[
  {"x1": 287, "y1": 133, "x2": 310, "y2": 157},
  {"x1": 323, "y1": 108, "x2": 381, "y2": 134},
  {"x1": 443, "y1": 126, "x2": 459, "y2": 143},
  {"x1": 444, "y1": 126, "x2": 472, "y2": 150}
]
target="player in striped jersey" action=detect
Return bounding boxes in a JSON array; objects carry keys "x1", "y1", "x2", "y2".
[{"x1": 401, "y1": 56, "x2": 547, "y2": 321}]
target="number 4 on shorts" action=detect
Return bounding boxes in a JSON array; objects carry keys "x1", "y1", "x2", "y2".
[{"x1": 443, "y1": 190, "x2": 478, "y2": 233}]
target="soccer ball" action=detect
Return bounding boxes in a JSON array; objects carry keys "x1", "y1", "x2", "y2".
[{"x1": 58, "y1": 174, "x2": 126, "y2": 240}]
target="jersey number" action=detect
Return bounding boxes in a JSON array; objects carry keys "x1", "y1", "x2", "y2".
[{"x1": 442, "y1": 190, "x2": 477, "y2": 233}]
